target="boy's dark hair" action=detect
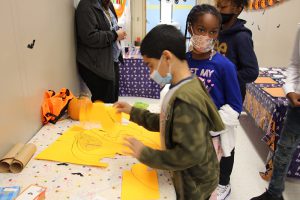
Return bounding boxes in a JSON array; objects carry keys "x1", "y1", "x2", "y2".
[
  {"x1": 184, "y1": 4, "x2": 221, "y2": 38},
  {"x1": 140, "y1": 24, "x2": 186, "y2": 60}
]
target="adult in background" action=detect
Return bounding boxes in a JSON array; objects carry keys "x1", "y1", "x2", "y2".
[
  {"x1": 76, "y1": 0, "x2": 126, "y2": 103},
  {"x1": 251, "y1": 26, "x2": 300, "y2": 200}
]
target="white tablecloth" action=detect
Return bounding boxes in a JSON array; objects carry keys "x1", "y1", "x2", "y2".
[{"x1": 0, "y1": 100, "x2": 176, "y2": 200}]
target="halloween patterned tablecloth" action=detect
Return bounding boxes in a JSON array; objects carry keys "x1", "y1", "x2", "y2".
[
  {"x1": 119, "y1": 58, "x2": 161, "y2": 99},
  {"x1": 244, "y1": 67, "x2": 300, "y2": 179},
  {"x1": 0, "y1": 104, "x2": 176, "y2": 199}
]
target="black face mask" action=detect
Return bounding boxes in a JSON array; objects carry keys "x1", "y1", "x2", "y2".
[{"x1": 221, "y1": 13, "x2": 235, "y2": 25}]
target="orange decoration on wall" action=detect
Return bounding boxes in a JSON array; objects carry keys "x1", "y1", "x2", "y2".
[
  {"x1": 268, "y1": 0, "x2": 274, "y2": 6},
  {"x1": 254, "y1": 0, "x2": 259, "y2": 10},
  {"x1": 260, "y1": 0, "x2": 266, "y2": 9},
  {"x1": 113, "y1": 0, "x2": 127, "y2": 18},
  {"x1": 247, "y1": 0, "x2": 288, "y2": 11}
]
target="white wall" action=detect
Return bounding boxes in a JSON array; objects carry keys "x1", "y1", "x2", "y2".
[
  {"x1": 160, "y1": 0, "x2": 173, "y2": 23},
  {"x1": 118, "y1": 0, "x2": 132, "y2": 47},
  {"x1": 130, "y1": 0, "x2": 146, "y2": 44},
  {"x1": 240, "y1": 0, "x2": 300, "y2": 67},
  {"x1": 0, "y1": 0, "x2": 79, "y2": 157}
]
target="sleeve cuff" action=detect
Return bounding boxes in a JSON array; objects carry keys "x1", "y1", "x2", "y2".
[
  {"x1": 283, "y1": 84, "x2": 295, "y2": 95},
  {"x1": 138, "y1": 146, "x2": 152, "y2": 164},
  {"x1": 209, "y1": 131, "x2": 221, "y2": 137},
  {"x1": 129, "y1": 107, "x2": 142, "y2": 123}
]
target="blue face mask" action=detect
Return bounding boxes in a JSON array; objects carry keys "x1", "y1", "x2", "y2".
[{"x1": 150, "y1": 57, "x2": 172, "y2": 87}]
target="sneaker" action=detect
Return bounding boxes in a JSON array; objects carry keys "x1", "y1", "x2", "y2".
[
  {"x1": 250, "y1": 191, "x2": 284, "y2": 200},
  {"x1": 217, "y1": 184, "x2": 231, "y2": 200}
]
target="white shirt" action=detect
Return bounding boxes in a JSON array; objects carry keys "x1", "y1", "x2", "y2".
[{"x1": 283, "y1": 26, "x2": 300, "y2": 94}]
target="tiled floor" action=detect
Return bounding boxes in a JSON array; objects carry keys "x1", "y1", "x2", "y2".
[
  {"x1": 118, "y1": 97, "x2": 300, "y2": 200},
  {"x1": 231, "y1": 114, "x2": 300, "y2": 200}
]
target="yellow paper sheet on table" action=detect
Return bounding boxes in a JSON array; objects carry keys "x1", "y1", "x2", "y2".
[
  {"x1": 35, "y1": 123, "x2": 161, "y2": 167},
  {"x1": 80, "y1": 102, "x2": 122, "y2": 131},
  {"x1": 121, "y1": 163, "x2": 160, "y2": 200}
]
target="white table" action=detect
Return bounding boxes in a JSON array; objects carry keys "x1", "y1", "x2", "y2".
[{"x1": 0, "y1": 98, "x2": 176, "y2": 200}]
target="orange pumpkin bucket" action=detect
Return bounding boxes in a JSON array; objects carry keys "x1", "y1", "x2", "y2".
[{"x1": 68, "y1": 96, "x2": 93, "y2": 121}]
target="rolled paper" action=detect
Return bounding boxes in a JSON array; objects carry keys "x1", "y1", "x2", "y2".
[
  {"x1": 0, "y1": 143, "x2": 24, "y2": 172},
  {"x1": 10, "y1": 143, "x2": 36, "y2": 173}
]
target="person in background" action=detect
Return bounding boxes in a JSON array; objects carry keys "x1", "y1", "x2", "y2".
[
  {"x1": 250, "y1": 26, "x2": 300, "y2": 200},
  {"x1": 214, "y1": 0, "x2": 259, "y2": 198},
  {"x1": 216, "y1": 0, "x2": 259, "y2": 102},
  {"x1": 115, "y1": 24, "x2": 225, "y2": 200},
  {"x1": 185, "y1": 4, "x2": 243, "y2": 200},
  {"x1": 75, "y1": 0, "x2": 126, "y2": 103}
]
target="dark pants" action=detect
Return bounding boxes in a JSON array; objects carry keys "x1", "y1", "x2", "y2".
[
  {"x1": 219, "y1": 148, "x2": 235, "y2": 186},
  {"x1": 239, "y1": 80, "x2": 246, "y2": 102},
  {"x1": 218, "y1": 81, "x2": 244, "y2": 186},
  {"x1": 78, "y1": 62, "x2": 119, "y2": 103},
  {"x1": 268, "y1": 106, "x2": 300, "y2": 198}
]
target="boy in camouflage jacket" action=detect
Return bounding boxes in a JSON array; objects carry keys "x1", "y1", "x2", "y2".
[{"x1": 115, "y1": 25, "x2": 224, "y2": 200}]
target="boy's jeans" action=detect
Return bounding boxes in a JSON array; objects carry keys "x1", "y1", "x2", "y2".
[{"x1": 268, "y1": 106, "x2": 300, "y2": 198}]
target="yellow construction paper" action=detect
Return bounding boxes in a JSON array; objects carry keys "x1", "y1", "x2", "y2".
[
  {"x1": 79, "y1": 102, "x2": 122, "y2": 131},
  {"x1": 35, "y1": 123, "x2": 160, "y2": 167},
  {"x1": 122, "y1": 113, "x2": 130, "y2": 120},
  {"x1": 121, "y1": 164, "x2": 160, "y2": 200}
]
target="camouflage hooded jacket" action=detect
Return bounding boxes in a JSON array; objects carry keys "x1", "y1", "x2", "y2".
[{"x1": 130, "y1": 77, "x2": 225, "y2": 200}]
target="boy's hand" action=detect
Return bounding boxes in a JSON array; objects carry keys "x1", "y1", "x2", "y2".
[
  {"x1": 287, "y1": 92, "x2": 300, "y2": 107},
  {"x1": 123, "y1": 137, "x2": 145, "y2": 159},
  {"x1": 113, "y1": 101, "x2": 132, "y2": 114}
]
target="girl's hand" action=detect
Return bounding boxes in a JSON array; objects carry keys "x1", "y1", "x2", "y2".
[{"x1": 113, "y1": 101, "x2": 132, "y2": 114}]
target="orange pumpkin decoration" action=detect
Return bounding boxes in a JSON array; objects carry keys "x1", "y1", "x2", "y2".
[
  {"x1": 254, "y1": 0, "x2": 260, "y2": 10},
  {"x1": 68, "y1": 96, "x2": 92, "y2": 121},
  {"x1": 248, "y1": 0, "x2": 286, "y2": 10},
  {"x1": 268, "y1": 0, "x2": 274, "y2": 6},
  {"x1": 261, "y1": 0, "x2": 266, "y2": 9}
]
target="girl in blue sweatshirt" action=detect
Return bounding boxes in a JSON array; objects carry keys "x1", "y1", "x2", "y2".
[
  {"x1": 185, "y1": 5, "x2": 242, "y2": 114},
  {"x1": 216, "y1": 0, "x2": 259, "y2": 199},
  {"x1": 185, "y1": 4, "x2": 243, "y2": 200}
]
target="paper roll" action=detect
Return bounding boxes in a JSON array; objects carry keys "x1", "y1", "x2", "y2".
[
  {"x1": 10, "y1": 143, "x2": 36, "y2": 173},
  {"x1": 0, "y1": 143, "x2": 36, "y2": 173},
  {"x1": 0, "y1": 143, "x2": 24, "y2": 172}
]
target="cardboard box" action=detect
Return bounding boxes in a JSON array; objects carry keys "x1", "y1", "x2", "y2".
[
  {"x1": 15, "y1": 185, "x2": 46, "y2": 200},
  {"x1": 0, "y1": 186, "x2": 20, "y2": 200}
]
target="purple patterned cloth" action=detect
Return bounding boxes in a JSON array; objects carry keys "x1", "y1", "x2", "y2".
[
  {"x1": 119, "y1": 58, "x2": 161, "y2": 99},
  {"x1": 244, "y1": 67, "x2": 300, "y2": 178}
]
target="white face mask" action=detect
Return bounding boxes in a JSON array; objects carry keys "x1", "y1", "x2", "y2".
[
  {"x1": 189, "y1": 27, "x2": 215, "y2": 53},
  {"x1": 150, "y1": 57, "x2": 172, "y2": 87}
]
